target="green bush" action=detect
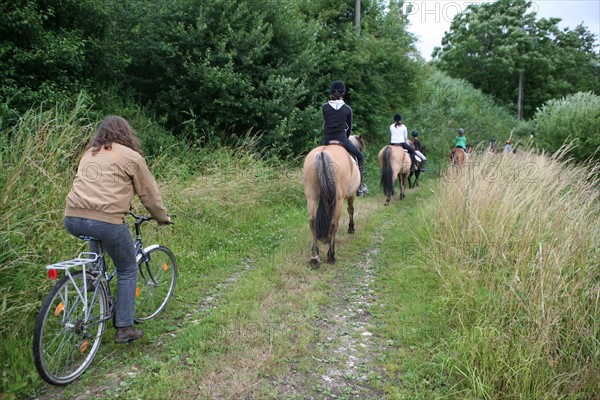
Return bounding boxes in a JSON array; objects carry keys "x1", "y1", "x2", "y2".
[{"x1": 515, "y1": 92, "x2": 600, "y2": 163}]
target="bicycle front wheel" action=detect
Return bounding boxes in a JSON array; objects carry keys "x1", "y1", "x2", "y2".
[
  {"x1": 134, "y1": 246, "x2": 177, "y2": 322},
  {"x1": 33, "y1": 271, "x2": 108, "y2": 385}
]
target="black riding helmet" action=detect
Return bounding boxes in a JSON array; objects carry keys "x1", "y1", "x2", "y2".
[
  {"x1": 411, "y1": 130, "x2": 419, "y2": 137},
  {"x1": 394, "y1": 113, "x2": 402, "y2": 122},
  {"x1": 330, "y1": 81, "x2": 346, "y2": 94}
]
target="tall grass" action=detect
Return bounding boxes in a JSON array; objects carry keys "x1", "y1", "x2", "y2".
[
  {"x1": 427, "y1": 149, "x2": 599, "y2": 398},
  {"x1": 1, "y1": 94, "x2": 94, "y2": 324},
  {"x1": 0, "y1": 95, "x2": 97, "y2": 391},
  {"x1": 0, "y1": 96, "x2": 306, "y2": 395}
]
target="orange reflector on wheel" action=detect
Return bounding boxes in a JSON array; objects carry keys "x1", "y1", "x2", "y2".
[
  {"x1": 48, "y1": 269, "x2": 58, "y2": 280},
  {"x1": 136, "y1": 286, "x2": 141, "y2": 298},
  {"x1": 162, "y1": 263, "x2": 168, "y2": 271},
  {"x1": 80, "y1": 340, "x2": 89, "y2": 353},
  {"x1": 54, "y1": 303, "x2": 64, "y2": 316}
]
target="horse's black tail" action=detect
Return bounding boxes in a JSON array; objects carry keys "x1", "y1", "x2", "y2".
[
  {"x1": 380, "y1": 146, "x2": 395, "y2": 197},
  {"x1": 315, "y1": 152, "x2": 336, "y2": 242}
]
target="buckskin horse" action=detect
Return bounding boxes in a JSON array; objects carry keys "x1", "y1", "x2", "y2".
[
  {"x1": 378, "y1": 144, "x2": 411, "y2": 205},
  {"x1": 302, "y1": 135, "x2": 364, "y2": 268}
]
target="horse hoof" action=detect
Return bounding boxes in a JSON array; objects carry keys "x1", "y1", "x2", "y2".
[
  {"x1": 309, "y1": 258, "x2": 320, "y2": 269},
  {"x1": 348, "y1": 228, "x2": 355, "y2": 234}
]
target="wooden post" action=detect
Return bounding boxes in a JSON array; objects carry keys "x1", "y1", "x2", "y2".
[
  {"x1": 517, "y1": 70, "x2": 524, "y2": 120},
  {"x1": 355, "y1": 0, "x2": 361, "y2": 33}
]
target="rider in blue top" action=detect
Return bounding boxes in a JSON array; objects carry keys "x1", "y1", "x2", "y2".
[{"x1": 322, "y1": 81, "x2": 367, "y2": 196}]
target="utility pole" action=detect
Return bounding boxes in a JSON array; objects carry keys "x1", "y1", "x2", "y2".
[
  {"x1": 355, "y1": 0, "x2": 361, "y2": 33},
  {"x1": 517, "y1": 70, "x2": 524, "y2": 120}
]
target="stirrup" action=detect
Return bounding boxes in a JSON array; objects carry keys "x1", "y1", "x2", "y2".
[{"x1": 357, "y1": 183, "x2": 368, "y2": 196}]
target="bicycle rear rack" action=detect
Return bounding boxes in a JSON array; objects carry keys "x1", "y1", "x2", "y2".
[
  {"x1": 45, "y1": 253, "x2": 100, "y2": 318},
  {"x1": 45, "y1": 252, "x2": 99, "y2": 271}
]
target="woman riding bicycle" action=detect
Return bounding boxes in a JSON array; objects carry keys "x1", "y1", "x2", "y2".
[{"x1": 63, "y1": 115, "x2": 171, "y2": 344}]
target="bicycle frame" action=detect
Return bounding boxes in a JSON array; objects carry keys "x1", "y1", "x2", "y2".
[
  {"x1": 45, "y1": 215, "x2": 162, "y2": 326},
  {"x1": 35, "y1": 212, "x2": 175, "y2": 386}
]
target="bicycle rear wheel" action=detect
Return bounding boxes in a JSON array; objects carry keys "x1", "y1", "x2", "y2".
[
  {"x1": 134, "y1": 246, "x2": 177, "y2": 322},
  {"x1": 33, "y1": 271, "x2": 108, "y2": 385}
]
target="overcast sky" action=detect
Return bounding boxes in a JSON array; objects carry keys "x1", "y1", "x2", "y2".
[{"x1": 404, "y1": 0, "x2": 600, "y2": 60}]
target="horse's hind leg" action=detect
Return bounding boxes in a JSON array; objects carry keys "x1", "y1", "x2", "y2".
[
  {"x1": 326, "y1": 220, "x2": 338, "y2": 264},
  {"x1": 347, "y1": 196, "x2": 355, "y2": 234},
  {"x1": 307, "y1": 196, "x2": 321, "y2": 268},
  {"x1": 327, "y1": 239, "x2": 336, "y2": 264},
  {"x1": 309, "y1": 217, "x2": 320, "y2": 268},
  {"x1": 399, "y1": 174, "x2": 406, "y2": 199}
]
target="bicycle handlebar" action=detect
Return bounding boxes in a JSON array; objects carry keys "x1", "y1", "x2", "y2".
[{"x1": 128, "y1": 212, "x2": 174, "y2": 226}]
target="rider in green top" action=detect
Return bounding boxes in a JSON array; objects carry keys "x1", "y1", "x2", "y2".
[{"x1": 455, "y1": 128, "x2": 467, "y2": 150}]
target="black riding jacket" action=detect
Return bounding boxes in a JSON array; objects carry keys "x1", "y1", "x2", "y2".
[{"x1": 322, "y1": 100, "x2": 352, "y2": 142}]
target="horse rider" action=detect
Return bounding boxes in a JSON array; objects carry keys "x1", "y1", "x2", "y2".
[
  {"x1": 489, "y1": 137, "x2": 498, "y2": 154},
  {"x1": 389, "y1": 113, "x2": 418, "y2": 172},
  {"x1": 411, "y1": 130, "x2": 426, "y2": 172},
  {"x1": 321, "y1": 80, "x2": 368, "y2": 196},
  {"x1": 455, "y1": 128, "x2": 467, "y2": 152},
  {"x1": 504, "y1": 139, "x2": 512, "y2": 153}
]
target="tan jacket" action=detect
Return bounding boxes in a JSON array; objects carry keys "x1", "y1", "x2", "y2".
[{"x1": 65, "y1": 143, "x2": 169, "y2": 224}]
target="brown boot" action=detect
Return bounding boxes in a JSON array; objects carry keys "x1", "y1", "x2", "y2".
[{"x1": 115, "y1": 326, "x2": 144, "y2": 344}]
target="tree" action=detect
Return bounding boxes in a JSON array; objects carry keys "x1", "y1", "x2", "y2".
[
  {"x1": 0, "y1": 0, "x2": 108, "y2": 109},
  {"x1": 432, "y1": 0, "x2": 600, "y2": 120}
]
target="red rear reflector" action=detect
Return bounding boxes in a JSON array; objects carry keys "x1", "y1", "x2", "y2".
[{"x1": 48, "y1": 269, "x2": 58, "y2": 280}]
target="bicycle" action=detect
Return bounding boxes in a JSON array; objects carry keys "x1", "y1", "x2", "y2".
[{"x1": 32, "y1": 212, "x2": 177, "y2": 386}]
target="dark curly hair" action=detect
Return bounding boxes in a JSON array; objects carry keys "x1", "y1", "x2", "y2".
[{"x1": 91, "y1": 115, "x2": 143, "y2": 156}]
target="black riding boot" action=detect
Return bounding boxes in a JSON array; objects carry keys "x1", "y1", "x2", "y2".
[
  {"x1": 410, "y1": 155, "x2": 418, "y2": 172},
  {"x1": 357, "y1": 164, "x2": 368, "y2": 196}
]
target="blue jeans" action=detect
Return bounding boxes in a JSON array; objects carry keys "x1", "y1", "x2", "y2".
[{"x1": 64, "y1": 217, "x2": 137, "y2": 328}]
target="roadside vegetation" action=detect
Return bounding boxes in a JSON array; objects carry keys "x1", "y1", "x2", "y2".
[
  {"x1": 1, "y1": 0, "x2": 598, "y2": 398},
  {"x1": 2, "y1": 95, "x2": 598, "y2": 399},
  {"x1": 428, "y1": 149, "x2": 599, "y2": 399}
]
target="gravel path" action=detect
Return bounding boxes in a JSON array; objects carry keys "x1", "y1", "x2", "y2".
[{"x1": 280, "y1": 234, "x2": 386, "y2": 399}]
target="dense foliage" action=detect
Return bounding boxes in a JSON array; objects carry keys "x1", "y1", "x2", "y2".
[
  {"x1": 432, "y1": 0, "x2": 600, "y2": 119},
  {"x1": 1, "y1": 0, "x2": 420, "y2": 158},
  {"x1": 0, "y1": 0, "x2": 108, "y2": 109}
]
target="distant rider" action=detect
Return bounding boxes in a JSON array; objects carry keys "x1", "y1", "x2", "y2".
[
  {"x1": 411, "y1": 130, "x2": 426, "y2": 172},
  {"x1": 389, "y1": 113, "x2": 418, "y2": 172},
  {"x1": 455, "y1": 128, "x2": 467, "y2": 151}
]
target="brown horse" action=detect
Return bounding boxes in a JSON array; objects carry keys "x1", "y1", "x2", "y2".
[
  {"x1": 449, "y1": 144, "x2": 472, "y2": 167},
  {"x1": 378, "y1": 145, "x2": 411, "y2": 205},
  {"x1": 302, "y1": 135, "x2": 364, "y2": 268}
]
